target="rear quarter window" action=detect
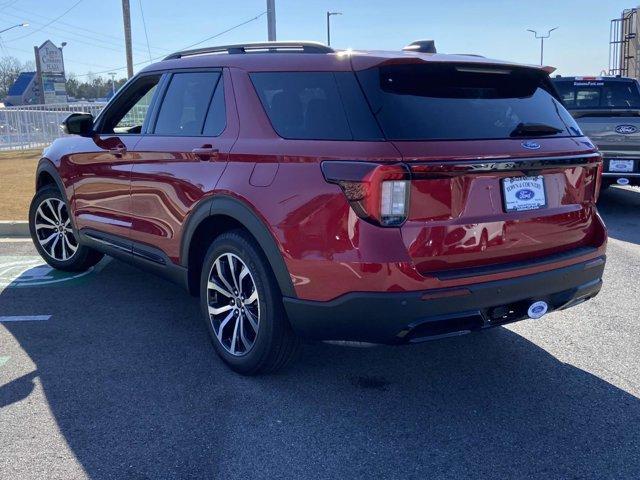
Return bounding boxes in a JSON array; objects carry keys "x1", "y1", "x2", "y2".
[{"x1": 250, "y1": 72, "x2": 382, "y2": 141}]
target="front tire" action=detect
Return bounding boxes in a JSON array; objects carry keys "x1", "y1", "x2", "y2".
[
  {"x1": 29, "y1": 186, "x2": 103, "y2": 271},
  {"x1": 200, "y1": 230, "x2": 300, "y2": 375}
]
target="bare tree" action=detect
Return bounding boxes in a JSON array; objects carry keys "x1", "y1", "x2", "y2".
[{"x1": 0, "y1": 56, "x2": 31, "y2": 99}]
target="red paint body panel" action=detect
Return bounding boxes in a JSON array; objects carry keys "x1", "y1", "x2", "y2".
[{"x1": 38, "y1": 49, "x2": 607, "y2": 307}]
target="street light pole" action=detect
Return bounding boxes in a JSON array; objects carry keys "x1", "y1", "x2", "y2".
[
  {"x1": 109, "y1": 72, "x2": 117, "y2": 96},
  {"x1": 526, "y1": 27, "x2": 559, "y2": 65},
  {"x1": 326, "y1": 11, "x2": 342, "y2": 46},
  {"x1": 0, "y1": 22, "x2": 29, "y2": 35}
]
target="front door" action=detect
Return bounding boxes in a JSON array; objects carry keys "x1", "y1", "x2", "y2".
[
  {"x1": 129, "y1": 68, "x2": 238, "y2": 263},
  {"x1": 70, "y1": 74, "x2": 162, "y2": 240}
]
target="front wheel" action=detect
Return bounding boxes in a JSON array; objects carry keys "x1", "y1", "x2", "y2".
[
  {"x1": 200, "y1": 230, "x2": 300, "y2": 375},
  {"x1": 29, "y1": 186, "x2": 103, "y2": 271}
]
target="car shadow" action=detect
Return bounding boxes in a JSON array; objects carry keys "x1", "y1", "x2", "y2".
[
  {"x1": 598, "y1": 186, "x2": 640, "y2": 245},
  {"x1": 1, "y1": 259, "x2": 639, "y2": 479}
]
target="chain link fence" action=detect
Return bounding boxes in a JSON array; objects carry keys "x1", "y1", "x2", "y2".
[{"x1": 0, "y1": 103, "x2": 107, "y2": 151}]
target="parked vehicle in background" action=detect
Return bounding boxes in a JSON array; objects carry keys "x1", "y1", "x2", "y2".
[
  {"x1": 29, "y1": 42, "x2": 606, "y2": 374},
  {"x1": 553, "y1": 76, "x2": 640, "y2": 188}
]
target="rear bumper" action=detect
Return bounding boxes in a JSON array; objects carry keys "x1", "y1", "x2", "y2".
[{"x1": 283, "y1": 256, "x2": 605, "y2": 344}]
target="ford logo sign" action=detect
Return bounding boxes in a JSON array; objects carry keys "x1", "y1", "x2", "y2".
[
  {"x1": 615, "y1": 124, "x2": 638, "y2": 134},
  {"x1": 521, "y1": 140, "x2": 541, "y2": 150},
  {"x1": 527, "y1": 301, "x2": 549, "y2": 319},
  {"x1": 515, "y1": 189, "x2": 535, "y2": 200}
]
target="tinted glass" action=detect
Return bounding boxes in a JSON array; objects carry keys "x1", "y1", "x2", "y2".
[
  {"x1": 203, "y1": 77, "x2": 226, "y2": 136},
  {"x1": 154, "y1": 72, "x2": 220, "y2": 135},
  {"x1": 251, "y1": 72, "x2": 382, "y2": 140},
  {"x1": 554, "y1": 79, "x2": 640, "y2": 109},
  {"x1": 356, "y1": 64, "x2": 581, "y2": 140}
]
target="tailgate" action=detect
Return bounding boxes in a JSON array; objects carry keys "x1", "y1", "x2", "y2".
[{"x1": 395, "y1": 145, "x2": 603, "y2": 276}]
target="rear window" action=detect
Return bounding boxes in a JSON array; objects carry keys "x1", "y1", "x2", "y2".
[
  {"x1": 554, "y1": 79, "x2": 640, "y2": 109},
  {"x1": 356, "y1": 63, "x2": 580, "y2": 141},
  {"x1": 250, "y1": 72, "x2": 383, "y2": 141}
]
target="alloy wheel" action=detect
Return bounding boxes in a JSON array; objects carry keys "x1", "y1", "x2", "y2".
[
  {"x1": 206, "y1": 253, "x2": 260, "y2": 356},
  {"x1": 34, "y1": 198, "x2": 78, "y2": 261}
]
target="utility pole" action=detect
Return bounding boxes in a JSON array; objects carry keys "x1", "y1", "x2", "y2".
[
  {"x1": 326, "y1": 11, "x2": 342, "y2": 46},
  {"x1": 526, "y1": 27, "x2": 559, "y2": 65},
  {"x1": 109, "y1": 72, "x2": 117, "y2": 96},
  {"x1": 122, "y1": 0, "x2": 134, "y2": 78},
  {"x1": 266, "y1": 0, "x2": 276, "y2": 41}
]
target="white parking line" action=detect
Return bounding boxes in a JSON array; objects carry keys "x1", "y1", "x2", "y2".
[{"x1": 0, "y1": 315, "x2": 51, "y2": 322}]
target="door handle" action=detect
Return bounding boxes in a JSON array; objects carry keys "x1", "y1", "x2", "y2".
[
  {"x1": 109, "y1": 146, "x2": 127, "y2": 156},
  {"x1": 192, "y1": 145, "x2": 219, "y2": 160}
]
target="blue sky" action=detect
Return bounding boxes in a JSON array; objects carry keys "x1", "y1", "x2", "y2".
[{"x1": 0, "y1": 0, "x2": 633, "y2": 78}]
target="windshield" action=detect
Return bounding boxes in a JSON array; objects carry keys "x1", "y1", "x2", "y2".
[
  {"x1": 554, "y1": 79, "x2": 640, "y2": 109},
  {"x1": 356, "y1": 63, "x2": 581, "y2": 141}
]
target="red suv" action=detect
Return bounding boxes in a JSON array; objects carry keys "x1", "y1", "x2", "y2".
[{"x1": 29, "y1": 41, "x2": 607, "y2": 374}]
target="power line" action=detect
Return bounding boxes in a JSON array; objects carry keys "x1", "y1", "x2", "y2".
[
  {"x1": 0, "y1": 9, "x2": 160, "y2": 57},
  {"x1": 5, "y1": 0, "x2": 85, "y2": 41},
  {"x1": 137, "y1": 0, "x2": 152, "y2": 63},
  {"x1": 5, "y1": 4, "x2": 172, "y2": 53},
  {"x1": 72, "y1": 11, "x2": 267, "y2": 78}
]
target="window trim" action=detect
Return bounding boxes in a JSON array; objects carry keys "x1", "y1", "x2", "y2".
[
  {"x1": 93, "y1": 72, "x2": 165, "y2": 136},
  {"x1": 146, "y1": 67, "x2": 226, "y2": 138}
]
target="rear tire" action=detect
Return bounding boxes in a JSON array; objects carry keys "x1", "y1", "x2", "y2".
[
  {"x1": 29, "y1": 186, "x2": 103, "y2": 271},
  {"x1": 200, "y1": 230, "x2": 300, "y2": 375}
]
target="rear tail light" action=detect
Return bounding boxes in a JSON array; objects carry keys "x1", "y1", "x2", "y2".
[
  {"x1": 594, "y1": 155, "x2": 603, "y2": 202},
  {"x1": 321, "y1": 161, "x2": 410, "y2": 227}
]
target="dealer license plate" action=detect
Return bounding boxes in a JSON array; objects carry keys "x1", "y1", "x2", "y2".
[{"x1": 502, "y1": 175, "x2": 547, "y2": 212}]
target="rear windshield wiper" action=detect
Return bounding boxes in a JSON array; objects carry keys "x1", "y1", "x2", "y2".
[{"x1": 509, "y1": 122, "x2": 563, "y2": 137}]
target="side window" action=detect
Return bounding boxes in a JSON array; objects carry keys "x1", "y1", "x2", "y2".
[
  {"x1": 251, "y1": 72, "x2": 353, "y2": 140},
  {"x1": 154, "y1": 71, "x2": 221, "y2": 136},
  {"x1": 99, "y1": 74, "x2": 161, "y2": 134}
]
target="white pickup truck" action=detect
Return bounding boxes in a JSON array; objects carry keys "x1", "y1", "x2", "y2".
[{"x1": 553, "y1": 76, "x2": 640, "y2": 188}]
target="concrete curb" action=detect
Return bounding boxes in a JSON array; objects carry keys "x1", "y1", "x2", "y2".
[{"x1": 0, "y1": 221, "x2": 30, "y2": 238}]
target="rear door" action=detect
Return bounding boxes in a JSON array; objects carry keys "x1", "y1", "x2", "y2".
[
  {"x1": 129, "y1": 68, "x2": 238, "y2": 263},
  {"x1": 355, "y1": 62, "x2": 602, "y2": 275}
]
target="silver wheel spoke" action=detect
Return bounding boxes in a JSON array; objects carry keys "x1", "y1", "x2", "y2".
[
  {"x1": 208, "y1": 304, "x2": 233, "y2": 315},
  {"x1": 215, "y1": 259, "x2": 235, "y2": 295},
  {"x1": 229, "y1": 316, "x2": 240, "y2": 355},
  {"x1": 37, "y1": 206, "x2": 57, "y2": 227},
  {"x1": 216, "y1": 311, "x2": 234, "y2": 342},
  {"x1": 244, "y1": 289, "x2": 258, "y2": 305},
  {"x1": 64, "y1": 235, "x2": 78, "y2": 253},
  {"x1": 35, "y1": 223, "x2": 56, "y2": 230},
  {"x1": 227, "y1": 253, "x2": 240, "y2": 292},
  {"x1": 244, "y1": 307, "x2": 259, "y2": 333},
  {"x1": 45, "y1": 200, "x2": 60, "y2": 223},
  {"x1": 61, "y1": 236, "x2": 68, "y2": 260},
  {"x1": 38, "y1": 231, "x2": 58, "y2": 246},
  {"x1": 239, "y1": 314, "x2": 250, "y2": 350},
  {"x1": 207, "y1": 280, "x2": 232, "y2": 298},
  {"x1": 48, "y1": 235, "x2": 60, "y2": 257}
]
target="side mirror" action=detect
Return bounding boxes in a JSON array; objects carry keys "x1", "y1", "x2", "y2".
[{"x1": 61, "y1": 113, "x2": 94, "y2": 136}]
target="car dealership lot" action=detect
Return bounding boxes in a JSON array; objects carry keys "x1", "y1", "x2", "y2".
[{"x1": 0, "y1": 187, "x2": 639, "y2": 480}]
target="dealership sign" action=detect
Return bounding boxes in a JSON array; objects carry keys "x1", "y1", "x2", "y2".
[{"x1": 35, "y1": 40, "x2": 68, "y2": 104}]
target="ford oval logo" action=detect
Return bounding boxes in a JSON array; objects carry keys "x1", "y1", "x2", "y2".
[
  {"x1": 615, "y1": 124, "x2": 638, "y2": 134},
  {"x1": 516, "y1": 188, "x2": 535, "y2": 200},
  {"x1": 521, "y1": 140, "x2": 541, "y2": 150}
]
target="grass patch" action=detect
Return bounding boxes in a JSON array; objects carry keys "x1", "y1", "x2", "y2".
[{"x1": 0, "y1": 149, "x2": 41, "y2": 221}]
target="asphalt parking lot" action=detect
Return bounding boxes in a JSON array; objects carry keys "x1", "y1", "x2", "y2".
[{"x1": 0, "y1": 187, "x2": 639, "y2": 480}]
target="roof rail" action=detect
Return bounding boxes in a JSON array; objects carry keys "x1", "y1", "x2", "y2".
[{"x1": 164, "y1": 41, "x2": 334, "y2": 60}]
